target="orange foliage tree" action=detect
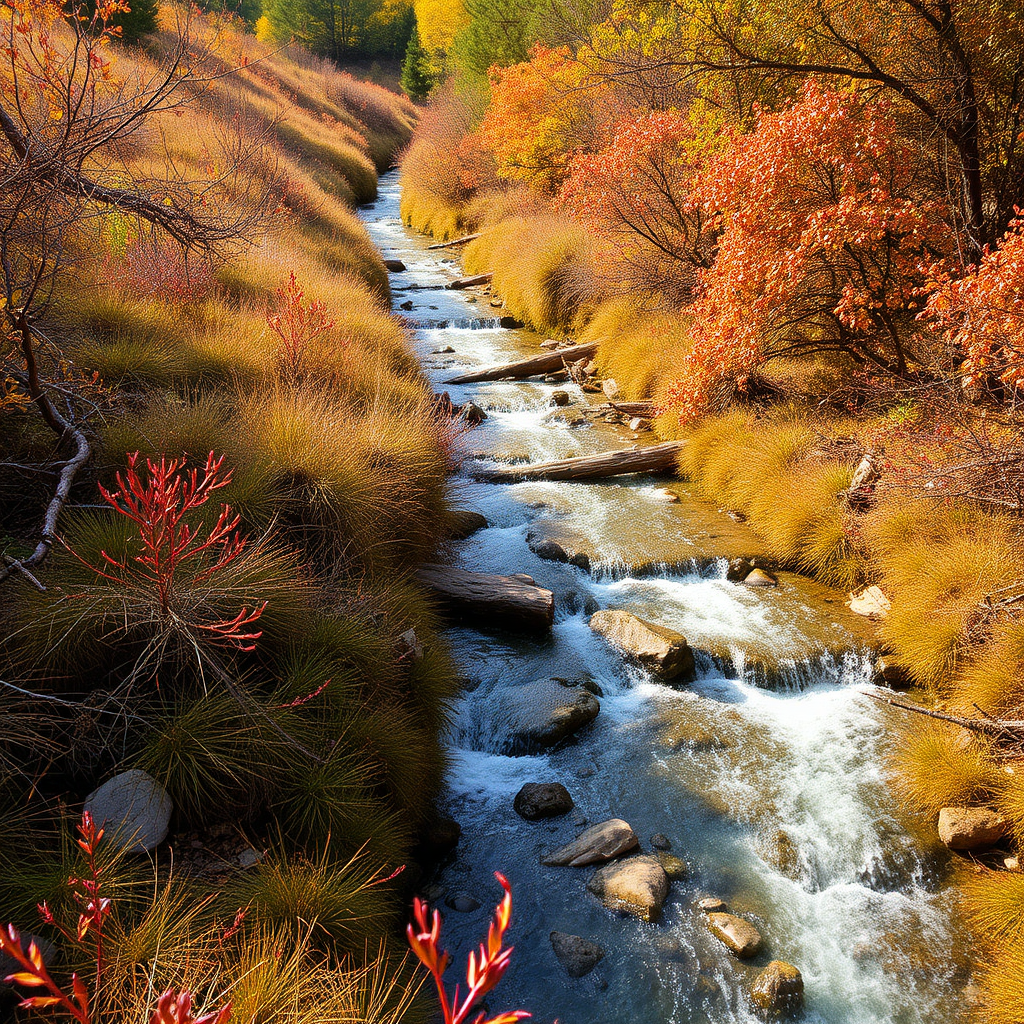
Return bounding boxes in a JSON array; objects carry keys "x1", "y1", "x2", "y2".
[
  {"x1": 478, "y1": 45, "x2": 603, "y2": 194},
  {"x1": 925, "y1": 216, "x2": 1024, "y2": 396},
  {"x1": 557, "y1": 109, "x2": 716, "y2": 302},
  {"x1": 665, "y1": 81, "x2": 952, "y2": 420}
]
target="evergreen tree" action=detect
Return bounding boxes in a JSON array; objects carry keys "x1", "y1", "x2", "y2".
[{"x1": 401, "y1": 24, "x2": 433, "y2": 99}]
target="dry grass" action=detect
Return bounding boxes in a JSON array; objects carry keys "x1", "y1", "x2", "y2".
[
  {"x1": 463, "y1": 214, "x2": 610, "y2": 334},
  {"x1": 888, "y1": 722, "x2": 1004, "y2": 815}
]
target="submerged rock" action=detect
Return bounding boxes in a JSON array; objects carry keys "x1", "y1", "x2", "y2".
[
  {"x1": 514, "y1": 782, "x2": 574, "y2": 820},
  {"x1": 543, "y1": 818, "x2": 638, "y2": 867},
  {"x1": 697, "y1": 896, "x2": 727, "y2": 913},
  {"x1": 569, "y1": 551, "x2": 591, "y2": 572},
  {"x1": 531, "y1": 538, "x2": 569, "y2": 562},
  {"x1": 587, "y1": 855, "x2": 669, "y2": 922},
  {"x1": 500, "y1": 679, "x2": 599, "y2": 752},
  {"x1": 651, "y1": 833, "x2": 671, "y2": 850},
  {"x1": 460, "y1": 401, "x2": 487, "y2": 425},
  {"x1": 448, "y1": 509, "x2": 488, "y2": 539},
  {"x1": 657, "y1": 852, "x2": 688, "y2": 879},
  {"x1": 550, "y1": 931, "x2": 606, "y2": 977},
  {"x1": 706, "y1": 912, "x2": 763, "y2": 958},
  {"x1": 551, "y1": 390, "x2": 570, "y2": 405},
  {"x1": 84, "y1": 770, "x2": 172, "y2": 853},
  {"x1": 751, "y1": 961, "x2": 804, "y2": 1016},
  {"x1": 588, "y1": 609, "x2": 695, "y2": 683},
  {"x1": 938, "y1": 806, "x2": 1008, "y2": 850},
  {"x1": 445, "y1": 893, "x2": 481, "y2": 913}
]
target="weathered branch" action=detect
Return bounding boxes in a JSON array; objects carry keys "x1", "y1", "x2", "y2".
[
  {"x1": 427, "y1": 232, "x2": 481, "y2": 249},
  {"x1": 862, "y1": 688, "x2": 1024, "y2": 738}
]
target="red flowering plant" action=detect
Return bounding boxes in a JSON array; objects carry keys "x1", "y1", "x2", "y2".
[
  {"x1": 266, "y1": 272, "x2": 338, "y2": 383},
  {"x1": 0, "y1": 811, "x2": 232, "y2": 1024},
  {"x1": 407, "y1": 872, "x2": 530, "y2": 1024}
]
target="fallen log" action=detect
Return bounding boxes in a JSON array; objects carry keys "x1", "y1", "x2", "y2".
[
  {"x1": 427, "y1": 233, "x2": 482, "y2": 250},
  {"x1": 417, "y1": 564, "x2": 554, "y2": 632},
  {"x1": 475, "y1": 440, "x2": 686, "y2": 482},
  {"x1": 447, "y1": 273, "x2": 493, "y2": 290},
  {"x1": 609, "y1": 401, "x2": 659, "y2": 419},
  {"x1": 446, "y1": 343, "x2": 598, "y2": 385}
]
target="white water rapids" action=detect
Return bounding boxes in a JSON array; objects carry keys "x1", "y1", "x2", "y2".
[{"x1": 359, "y1": 173, "x2": 967, "y2": 1024}]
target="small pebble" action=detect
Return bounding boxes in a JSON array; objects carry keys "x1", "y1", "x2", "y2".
[
  {"x1": 651, "y1": 833, "x2": 671, "y2": 850},
  {"x1": 697, "y1": 896, "x2": 727, "y2": 913}
]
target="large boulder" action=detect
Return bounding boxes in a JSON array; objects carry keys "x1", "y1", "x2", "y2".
[
  {"x1": 937, "y1": 806, "x2": 1008, "y2": 850},
  {"x1": 550, "y1": 931, "x2": 606, "y2": 978},
  {"x1": 84, "y1": 770, "x2": 172, "y2": 853},
  {"x1": 587, "y1": 855, "x2": 669, "y2": 922},
  {"x1": 706, "y1": 912, "x2": 763, "y2": 958},
  {"x1": 751, "y1": 961, "x2": 804, "y2": 1016},
  {"x1": 514, "y1": 782, "x2": 574, "y2": 820},
  {"x1": 588, "y1": 610, "x2": 695, "y2": 683},
  {"x1": 543, "y1": 818, "x2": 638, "y2": 867},
  {"x1": 499, "y1": 679, "x2": 599, "y2": 752}
]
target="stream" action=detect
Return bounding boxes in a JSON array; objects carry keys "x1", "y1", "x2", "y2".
[{"x1": 359, "y1": 172, "x2": 968, "y2": 1024}]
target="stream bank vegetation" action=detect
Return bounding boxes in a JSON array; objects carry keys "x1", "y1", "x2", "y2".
[
  {"x1": 0, "y1": 0, "x2": 464, "y2": 1018},
  {"x1": 402, "y1": 0, "x2": 1024, "y2": 1014}
]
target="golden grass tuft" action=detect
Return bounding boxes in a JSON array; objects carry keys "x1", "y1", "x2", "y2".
[
  {"x1": 972, "y1": 944, "x2": 1024, "y2": 1024},
  {"x1": 463, "y1": 214, "x2": 610, "y2": 334},
  {"x1": 864, "y1": 498, "x2": 1021, "y2": 687},
  {"x1": 962, "y1": 870, "x2": 1024, "y2": 947},
  {"x1": 888, "y1": 722, "x2": 1003, "y2": 816}
]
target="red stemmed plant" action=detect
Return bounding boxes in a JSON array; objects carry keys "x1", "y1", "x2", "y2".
[
  {"x1": 407, "y1": 872, "x2": 530, "y2": 1024},
  {"x1": 80, "y1": 451, "x2": 266, "y2": 650},
  {"x1": 0, "y1": 811, "x2": 232, "y2": 1024},
  {"x1": 266, "y1": 272, "x2": 338, "y2": 381}
]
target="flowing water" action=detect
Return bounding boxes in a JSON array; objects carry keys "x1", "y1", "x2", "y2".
[{"x1": 359, "y1": 173, "x2": 968, "y2": 1024}]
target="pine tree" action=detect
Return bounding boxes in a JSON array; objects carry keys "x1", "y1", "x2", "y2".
[{"x1": 401, "y1": 24, "x2": 433, "y2": 99}]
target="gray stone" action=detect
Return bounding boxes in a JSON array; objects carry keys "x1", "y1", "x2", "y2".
[
  {"x1": 448, "y1": 509, "x2": 488, "y2": 539},
  {"x1": 445, "y1": 893, "x2": 481, "y2": 913},
  {"x1": 399, "y1": 627, "x2": 423, "y2": 663},
  {"x1": 460, "y1": 402, "x2": 487, "y2": 425},
  {"x1": 532, "y1": 539, "x2": 569, "y2": 563},
  {"x1": 706, "y1": 912, "x2": 763, "y2": 958},
  {"x1": 751, "y1": 961, "x2": 804, "y2": 1016},
  {"x1": 500, "y1": 679, "x2": 599, "y2": 752},
  {"x1": 514, "y1": 782, "x2": 574, "y2": 820},
  {"x1": 587, "y1": 855, "x2": 669, "y2": 922},
  {"x1": 550, "y1": 931, "x2": 606, "y2": 977},
  {"x1": 588, "y1": 610, "x2": 695, "y2": 683},
  {"x1": 651, "y1": 833, "x2": 671, "y2": 850},
  {"x1": 84, "y1": 770, "x2": 172, "y2": 853},
  {"x1": 938, "y1": 806, "x2": 1008, "y2": 850},
  {"x1": 544, "y1": 818, "x2": 638, "y2": 867}
]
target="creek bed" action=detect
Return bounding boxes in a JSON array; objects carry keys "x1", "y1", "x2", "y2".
[{"x1": 359, "y1": 172, "x2": 967, "y2": 1024}]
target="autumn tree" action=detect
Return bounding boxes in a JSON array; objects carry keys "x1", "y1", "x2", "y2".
[
  {"x1": 665, "y1": 82, "x2": 952, "y2": 420},
  {"x1": 585, "y1": 0, "x2": 1023, "y2": 252},
  {"x1": 557, "y1": 108, "x2": 716, "y2": 302},
  {"x1": 479, "y1": 44, "x2": 605, "y2": 193},
  {"x1": 925, "y1": 217, "x2": 1024, "y2": 398}
]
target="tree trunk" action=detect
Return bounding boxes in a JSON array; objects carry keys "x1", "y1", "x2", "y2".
[
  {"x1": 417, "y1": 564, "x2": 554, "y2": 632},
  {"x1": 475, "y1": 441, "x2": 686, "y2": 482},
  {"x1": 446, "y1": 343, "x2": 598, "y2": 384}
]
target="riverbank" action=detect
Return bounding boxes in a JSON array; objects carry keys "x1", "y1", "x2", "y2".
[
  {"x1": 395, "y1": 156, "x2": 1024, "y2": 1019},
  {"x1": 0, "y1": 27, "x2": 454, "y2": 1021}
]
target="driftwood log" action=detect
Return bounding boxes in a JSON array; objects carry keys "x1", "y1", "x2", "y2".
[
  {"x1": 447, "y1": 273, "x2": 493, "y2": 290},
  {"x1": 475, "y1": 441, "x2": 686, "y2": 482},
  {"x1": 609, "y1": 401, "x2": 659, "y2": 419},
  {"x1": 427, "y1": 233, "x2": 481, "y2": 250},
  {"x1": 417, "y1": 564, "x2": 554, "y2": 632},
  {"x1": 446, "y1": 343, "x2": 598, "y2": 385}
]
